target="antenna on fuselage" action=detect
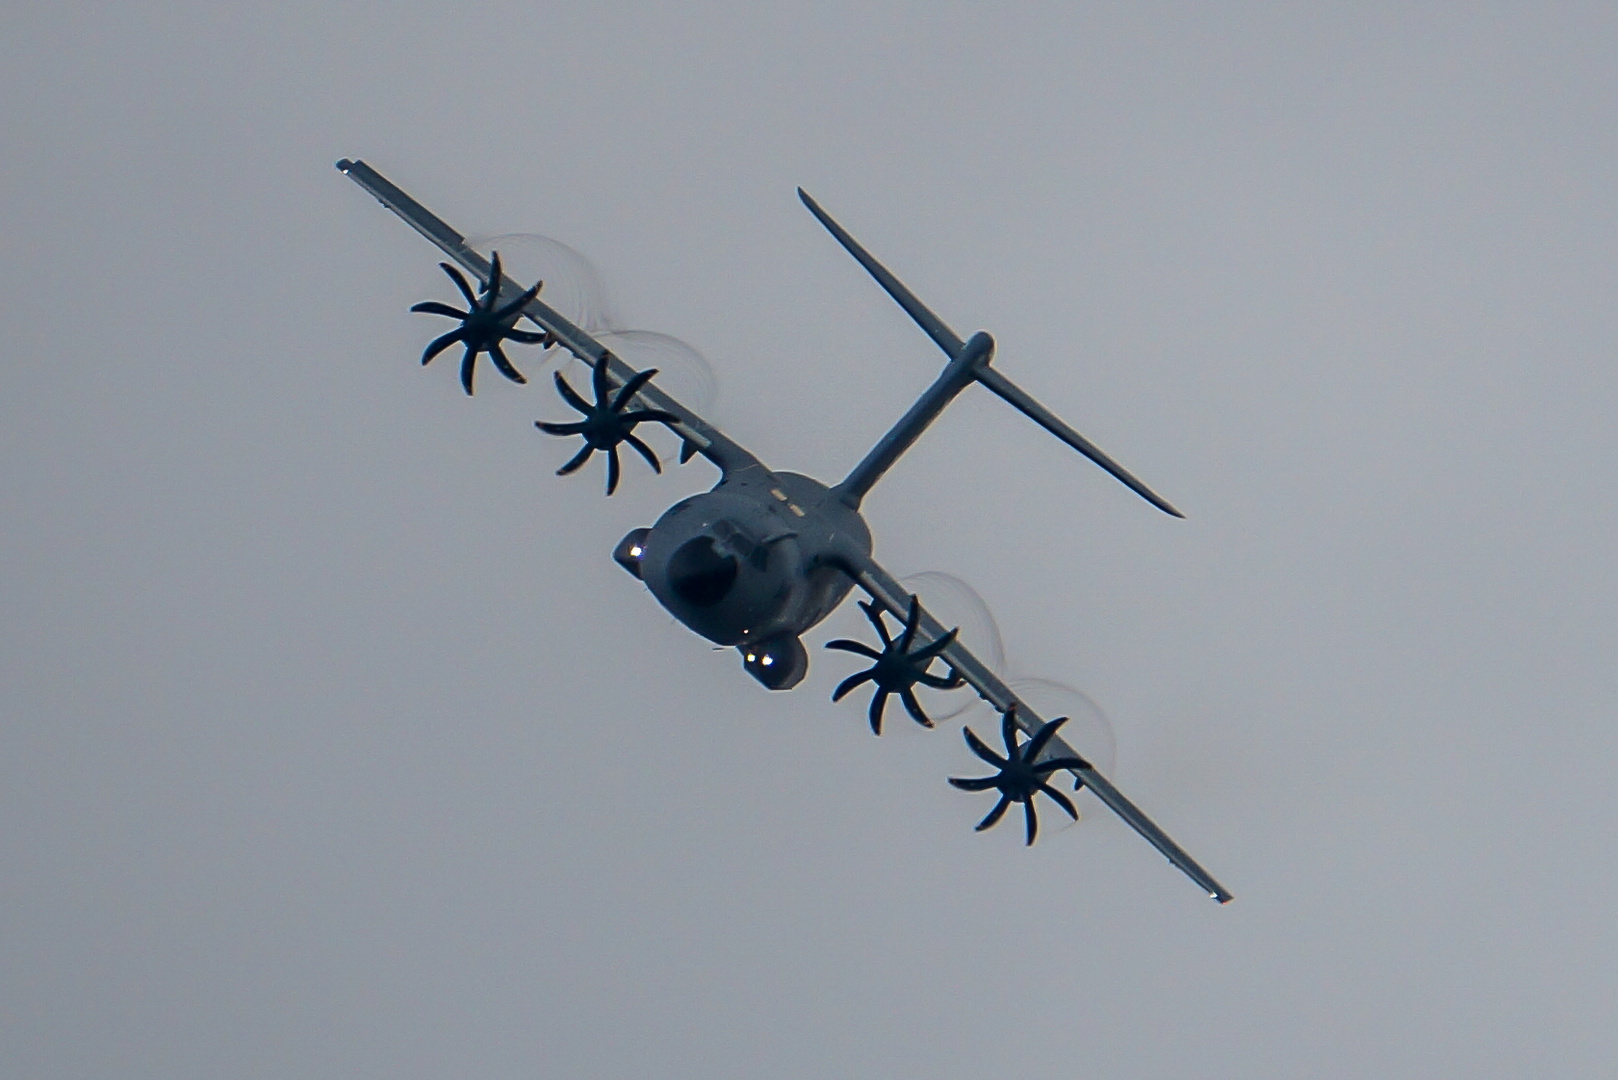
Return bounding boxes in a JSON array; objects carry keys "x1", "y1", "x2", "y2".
[{"x1": 798, "y1": 188, "x2": 1183, "y2": 519}]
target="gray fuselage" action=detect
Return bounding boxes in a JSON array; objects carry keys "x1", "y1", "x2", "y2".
[{"x1": 614, "y1": 470, "x2": 872, "y2": 689}]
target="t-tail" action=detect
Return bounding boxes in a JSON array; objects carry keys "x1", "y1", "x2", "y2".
[{"x1": 800, "y1": 189, "x2": 1183, "y2": 518}]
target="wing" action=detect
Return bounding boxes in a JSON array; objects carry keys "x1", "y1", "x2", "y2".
[
  {"x1": 337, "y1": 158, "x2": 765, "y2": 478},
  {"x1": 844, "y1": 550, "x2": 1233, "y2": 903}
]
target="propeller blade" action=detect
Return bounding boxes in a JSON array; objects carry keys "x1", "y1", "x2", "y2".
[
  {"x1": 832, "y1": 669, "x2": 875, "y2": 702},
  {"x1": 488, "y1": 342, "x2": 527, "y2": 385},
  {"x1": 482, "y1": 252, "x2": 504, "y2": 302},
  {"x1": 619, "y1": 408, "x2": 679, "y2": 426},
  {"x1": 857, "y1": 600, "x2": 893, "y2": 647},
  {"x1": 492, "y1": 283, "x2": 541, "y2": 323},
  {"x1": 963, "y1": 726, "x2": 1006, "y2": 768},
  {"x1": 592, "y1": 352, "x2": 611, "y2": 405},
  {"x1": 536, "y1": 419, "x2": 587, "y2": 436},
  {"x1": 868, "y1": 689, "x2": 890, "y2": 735},
  {"x1": 410, "y1": 301, "x2": 467, "y2": 319},
  {"x1": 556, "y1": 443, "x2": 594, "y2": 476},
  {"x1": 976, "y1": 795, "x2": 1011, "y2": 832},
  {"x1": 1040, "y1": 783, "x2": 1079, "y2": 821},
  {"x1": 439, "y1": 262, "x2": 478, "y2": 306},
  {"x1": 611, "y1": 367, "x2": 659, "y2": 411},
  {"x1": 914, "y1": 626, "x2": 958, "y2": 661},
  {"x1": 420, "y1": 329, "x2": 463, "y2": 366},
  {"x1": 917, "y1": 668, "x2": 965, "y2": 690},
  {"x1": 553, "y1": 370, "x2": 593, "y2": 415},
  {"x1": 623, "y1": 431, "x2": 662, "y2": 473},
  {"x1": 1000, "y1": 707, "x2": 1020, "y2": 756},
  {"x1": 1022, "y1": 716, "x2": 1069, "y2": 764},
  {"x1": 825, "y1": 639, "x2": 883, "y2": 662},
  {"x1": 899, "y1": 687, "x2": 933, "y2": 728},
  {"x1": 898, "y1": 596, "x2": 922, "y2": 651}
]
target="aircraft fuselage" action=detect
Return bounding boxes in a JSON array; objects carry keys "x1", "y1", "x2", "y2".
[{"x1": 614, "y1": 470, "x2": 871, "y2": 689}]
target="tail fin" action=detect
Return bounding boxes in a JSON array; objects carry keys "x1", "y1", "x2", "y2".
[{"x1": 800, "y1": 189, "x2": 1182, "y2": 518}]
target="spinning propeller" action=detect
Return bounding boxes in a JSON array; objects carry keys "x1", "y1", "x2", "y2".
[
  {"x1": 410, "y1": 253, "x2": 550, "y2": 394},
  {"x1": 950, "y1": 706, "x2": 1087, "y2": 845},
  {"x1": 537, "y1": 355, "x2": 677, "y2": 495},
  {"x1": 825, "y1": 597, "x2": 964, "y2": 734}
]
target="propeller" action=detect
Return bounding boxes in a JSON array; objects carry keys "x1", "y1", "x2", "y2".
[
  {"x1": 825, "y1": 597, "x2": 965, "y2": 734},
  {"x1": 410, "y1": 252, "x2": 550, "y2": 395},
  {"x1": 536, "y1": 355, "x2": 677, "y2": 495},
  {"x1": 949, "y1": 706, "x2": 1087, "y2": 845},
  {"x1": 897, "y1": 572, "x2": 1005, "y2": 722}
]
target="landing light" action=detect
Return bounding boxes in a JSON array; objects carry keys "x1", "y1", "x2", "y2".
[{"x1": 629, "y1": 545, "x2": 643, "y2": 558}]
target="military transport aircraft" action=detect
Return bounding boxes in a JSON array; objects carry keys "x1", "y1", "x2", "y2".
[{"x1": 337, "y1": 159, "x2": 1232, "y2": 903}]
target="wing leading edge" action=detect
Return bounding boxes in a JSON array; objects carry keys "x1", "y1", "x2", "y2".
[
  {"x1": 336, "y1": 158, "x2": 763, "y2": 478},
  {"x1": 845, "y1": 551, "x2": 1233, "y2": 903}
]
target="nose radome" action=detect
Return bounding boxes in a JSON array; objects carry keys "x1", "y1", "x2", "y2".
[{"x1": 668, "y1": 535, "x2": 739, "y2": 607}]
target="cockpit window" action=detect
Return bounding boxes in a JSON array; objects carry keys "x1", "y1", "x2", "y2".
[{"x1": 668, "y1": 535, "x2": 739, "y2": 607}]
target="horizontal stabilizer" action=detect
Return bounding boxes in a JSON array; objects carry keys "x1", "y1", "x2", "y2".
[
  {"x1": 975, "y1": 368, "x2": 1183, "y2": 518},
  {"x1": 798, "y1": 188, "x2": 965, "y2": 360},
  {"x1": 801, "y1": 188, "x2": 1183, "y2": 517}
]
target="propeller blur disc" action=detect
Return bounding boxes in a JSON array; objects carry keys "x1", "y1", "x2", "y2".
[
  {"x1": 896, "y1": 571, "x2": 1006, "y2": 723},
  {"x1": 466, "y1": 233, "x2": 612, "y2": 335},
  {"x1": 1004, "y1": 677, "x2": 1117, "y2": 778},
  {"x1": 593, "y1": 329, "x2": 719, "y2": 435}
]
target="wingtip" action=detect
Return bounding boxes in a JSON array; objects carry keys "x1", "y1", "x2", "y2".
[
  {"x1": 1135, "y1": 487, "x2": 1185, "y2": 518},
  {"x1": 1143, "y1": 487, "x2": 1185, "y2": 519}
]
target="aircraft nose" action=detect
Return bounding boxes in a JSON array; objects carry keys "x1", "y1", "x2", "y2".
[{"x1": 668, "y1": 535, "x2": 739, "y2": 607}]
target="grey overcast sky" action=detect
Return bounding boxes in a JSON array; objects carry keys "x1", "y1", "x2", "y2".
[{"x1": 3, "y1": 3, "x2": 1616, "y2": 1077}]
